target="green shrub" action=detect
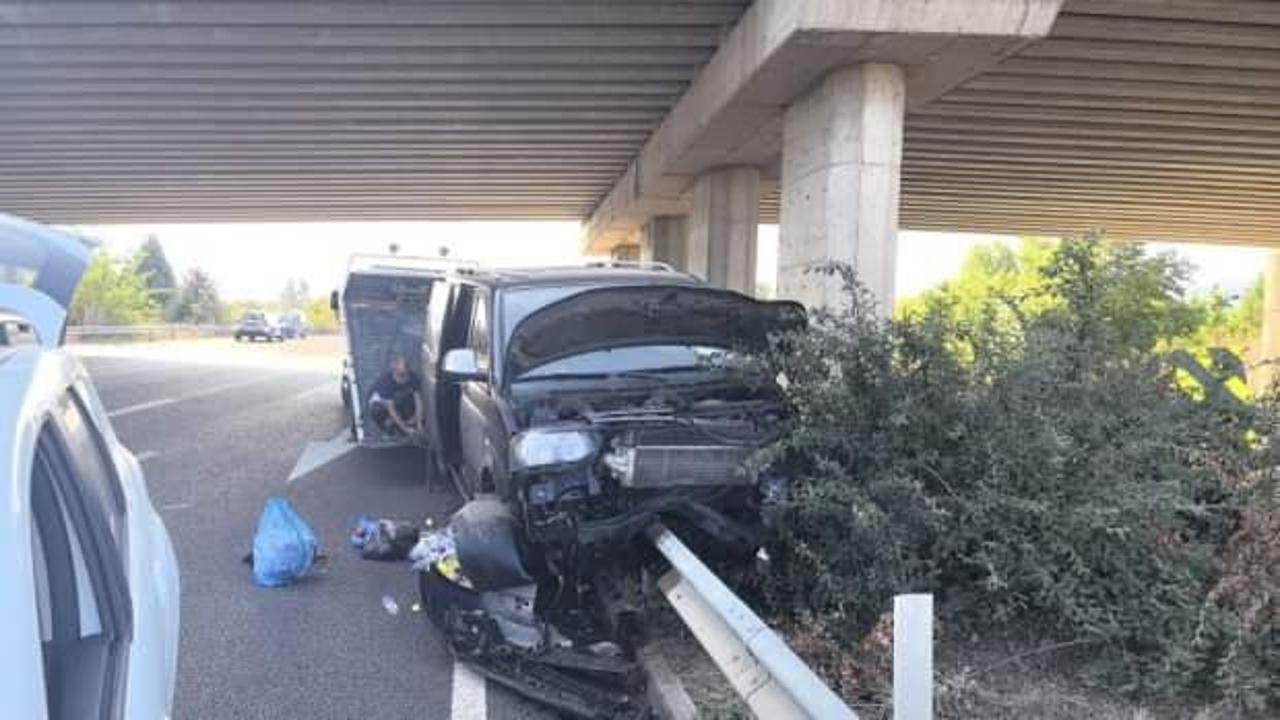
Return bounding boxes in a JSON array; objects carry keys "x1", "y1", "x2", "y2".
[
  {"x1": 69, "y1": 252, "x2": 159, "y2": 325},
  {"x1": 759, "y1": 236, "x2": 1278, "y2": 709}
]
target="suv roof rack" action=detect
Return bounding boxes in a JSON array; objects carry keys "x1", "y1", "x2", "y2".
[
  {"x1": 583, "y1": 260, "x2": 676, "y2": 272},
  {"x1": 470, "y1": 261, "x2": 678, "y2": 275},
  {"x1": 346, "y1": 253, "x2": 478, "y2": 274}
]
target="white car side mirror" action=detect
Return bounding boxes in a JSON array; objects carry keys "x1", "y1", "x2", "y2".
[{"x1": 442, "y1": 348, "x2": 484, "y2": 382}]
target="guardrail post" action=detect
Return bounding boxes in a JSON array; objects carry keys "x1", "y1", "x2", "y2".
[{"x1": 893, "y1": 594, "x2": 933, "y2": 720}]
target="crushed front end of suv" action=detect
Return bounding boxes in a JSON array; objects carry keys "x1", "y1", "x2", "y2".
[
  {"x1": 417, "y1": 271, "x2": 803, "y2": 717},
  {"x1": 503, "y1": 285, "x2": 803, "y2": 607}
]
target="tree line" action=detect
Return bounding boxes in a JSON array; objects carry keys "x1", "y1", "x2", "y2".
[{"x1": 68, "y1": 237, "x2": 336, "y2": 331}]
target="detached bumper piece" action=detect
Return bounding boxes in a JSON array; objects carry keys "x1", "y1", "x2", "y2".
[
  {"x1": 419, "y1": 568, "x2": 648, "y2": 719},
  {"x1": 417, "y1": 499, "x2": 649, "y2": 719}
]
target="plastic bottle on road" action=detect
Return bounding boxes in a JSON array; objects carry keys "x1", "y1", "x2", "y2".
[{"x1": 382, "y1": 595, "x2": 400, "y2": 615}]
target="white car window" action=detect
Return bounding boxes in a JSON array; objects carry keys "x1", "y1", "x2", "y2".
[
  {"x1": 30, "y1": 419, "x2": 133, "y2": 720},
  {"x1": 56, "y1": 391, "x2": 128, "y2": 555},
  {"x1": 30, "y1": 518, "x2": 53, "y2": 643},
  {"x1": 53, "y1": 479, "x2": 103, "y2": 637},
  {"x1": 469, "y1": 293, "x2": 491, "y2": 371}
]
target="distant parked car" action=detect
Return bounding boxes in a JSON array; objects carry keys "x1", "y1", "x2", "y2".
[
  {"x1": 0, "y1": 213, "x2": 181, "y2": 719},
  {"x1": 279, "y1": 311, "x2": 308, "y2": 340},
  {"x1": 234, "y1": 310, "x2": 283, "y2": 342}
]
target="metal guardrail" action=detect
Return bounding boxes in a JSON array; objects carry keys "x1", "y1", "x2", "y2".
[
  {"x1": 647, "y1": 523, "x2": 860, "y2": 719},
  {"x1": 65, "y1": 324, "x2": 234, "y2": 343}
]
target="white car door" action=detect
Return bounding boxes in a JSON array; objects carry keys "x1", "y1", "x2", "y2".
[
  {"x1": 29, "y1": 411, "x2": 135, "y2": 719},
  {"x1": 1, "y1": 213, "x2": 180, "y2": 719}
]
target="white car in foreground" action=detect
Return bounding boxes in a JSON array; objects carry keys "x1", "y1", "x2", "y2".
[{"x1": 0, "y1": 214, "x2": 180, "y2": 719}]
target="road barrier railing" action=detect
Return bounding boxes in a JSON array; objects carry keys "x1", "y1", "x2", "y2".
[
  {"x1": 65, "y1": 324, "x2": 233, "y2": 343},
  {"x1": 647, "y1": 523, "x2": 935, "y2": 720}
]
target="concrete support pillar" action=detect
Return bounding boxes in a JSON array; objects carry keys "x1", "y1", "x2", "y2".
[
  {"x1": 611, "y1": 243, "x2": 642, "y2": 262},
  {"x1": 686, "y1": 166, "x2": 760, "y2": 295},
  {"x1": 779, "y1": 63, "x2": 906, "y2": 312},
  {"x1": 639, "y1": 216, "x2": 689, "y2": 271},
  {"x1": 1257, "y1": 252, "x2": 1280, "y2": 393}
]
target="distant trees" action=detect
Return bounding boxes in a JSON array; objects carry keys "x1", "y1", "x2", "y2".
[
  {"x1": 132, "y1": 236, "x2": 183, "y2": 321},
  {"x1": 69, "y1": 253, "x2": 158, "y2": 325},
  {"x1": 170, "y1": 268, "x2": 222, "y2": 324},
  {"x1": 304, "y1": 296, "x2": 338, "y2": 333},
  {"x1": 133, "y1": 237, "x2": 176, "y2": 295},
  {"x1": 1189, "y1": 277, "x2": 1265, "y2": 357},
  {"x1": 219, "y1": 279, "x2": 337, "y2": 332},
  {"x1": 279, "y1": 277, "x2": 310, "y2": 311},
  {"x1": 899, "y1": 238, "x2": 1264, "y2": 361},
  {"x1": 65, "y1": 238, "x2": 224, "y2": 327}
]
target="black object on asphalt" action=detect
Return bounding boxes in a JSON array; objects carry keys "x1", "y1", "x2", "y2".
[
  {"x1": 416, "y1": 499, "x2": 649, "y2": 719},
  {"x1": 359, "y1": 519, "x2": 421, "y2": 561}
]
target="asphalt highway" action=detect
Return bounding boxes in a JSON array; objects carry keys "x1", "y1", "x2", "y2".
[{"x1": 77, "y1": 340, "x2": 550, "y2": 720}]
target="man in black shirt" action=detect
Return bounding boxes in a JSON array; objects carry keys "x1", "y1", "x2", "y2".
[{"x1": 368, "y1": 354, "x2": 422, "y2": 438}]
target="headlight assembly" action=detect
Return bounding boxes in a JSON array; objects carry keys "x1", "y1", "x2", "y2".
[{"x1": 510, "y1": 429, "x2": 598, "y2": 471}]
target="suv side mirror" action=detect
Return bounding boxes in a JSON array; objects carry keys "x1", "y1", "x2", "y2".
[
  {"x1": 442, "y1": 348, "x2": 485, "y2": 382},
  {"x1": 329, "y1": 290, "x2": 340, "y2": 315}
]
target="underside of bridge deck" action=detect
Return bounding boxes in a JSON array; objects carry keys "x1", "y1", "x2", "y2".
[
  {"x1": 0, "y1": 0, "x2": 751, "y2": 224},
  {"x1": 1, "y1": 0, "x2": 1276, "y2": 299}
]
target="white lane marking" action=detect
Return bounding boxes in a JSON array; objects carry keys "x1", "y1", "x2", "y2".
[
  {"x1": 84, "y1": 364, "x2": 166, "y2": 380},
  {"x1": 134, "y1": 450, "x2": 160, "y2": 462},
  {"x1": 107, "y1": 376, "x2": 271, "y2": 418},
  {"x1": 159, "y1": 502, "x2": 193, "y2": 511},
  {"x1": 288, "y1": 383, "x2": 333, "y2": 402},
  {"x1": 450, "y1": 660, "x2": 487, "y2": 720},
  {"x1": 108, "y1": 396, "x2": 178, "y2": 418},
  {"x1": 286, "y1": 429, "x2": 355, "y2": 484}
]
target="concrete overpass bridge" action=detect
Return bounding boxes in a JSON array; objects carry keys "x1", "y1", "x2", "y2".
[{"x1": 1, "y1": 0, "x2": 1277, "y2": 315}]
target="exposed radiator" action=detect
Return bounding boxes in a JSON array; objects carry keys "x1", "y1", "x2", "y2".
[{"x1": 614, "y1": 445, "x2": 754, "y2": 488}]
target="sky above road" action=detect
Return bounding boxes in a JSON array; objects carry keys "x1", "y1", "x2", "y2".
[{"x1": 74, "y1": 221, "x2": 1268, "y2": 303}]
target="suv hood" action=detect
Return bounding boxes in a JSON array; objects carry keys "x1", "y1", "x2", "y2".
[
  {"x1": 0, "y1": 213, "x2": 91, "y2": 348},
  {"x1": 505, "y1": 285, "x2": 804, "y2": 380}
]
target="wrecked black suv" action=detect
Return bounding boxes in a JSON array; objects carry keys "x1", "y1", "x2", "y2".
[
  {"x1": 417, "y1": 265, "x2": 802, "y2": 713},
  {"x1": 427, "y1": 265, "x2": 800, "y2": 578}
]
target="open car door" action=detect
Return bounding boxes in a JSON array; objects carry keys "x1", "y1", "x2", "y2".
[{"x1": 0, "y1": 213, "x2": 92, "y2": 348}]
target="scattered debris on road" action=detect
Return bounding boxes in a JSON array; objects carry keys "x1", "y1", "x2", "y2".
[
  {"x1": 369, "y1": 519, "x2": 419, "y2": 560},
  {"x1": 381, "y1": 595, "x2": 400, "y2": 616},
  {"x1": 416, "y1": 498, "x2": 649, "y2": 719},
  {"x1": 351, "y1": 516, "x2": 420, "y2": 561}
]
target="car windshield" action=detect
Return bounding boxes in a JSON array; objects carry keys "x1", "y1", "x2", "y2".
[{"x1": 517, "y1": 345, "x2": 733, "y2": 380}]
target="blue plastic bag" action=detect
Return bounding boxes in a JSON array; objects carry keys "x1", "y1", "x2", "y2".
[{"x1": 252, "y1": 497, "x2": 318, "y2": 587}]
